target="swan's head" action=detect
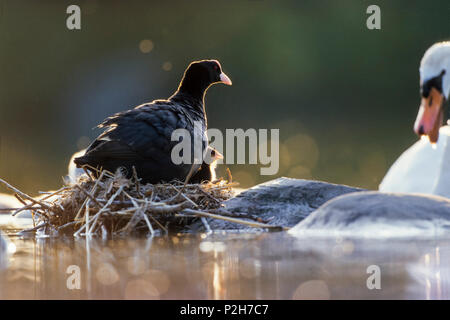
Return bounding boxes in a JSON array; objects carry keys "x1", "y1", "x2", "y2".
[{"x1": 414, "y1": 42, "x2": 450, "y2": 143}]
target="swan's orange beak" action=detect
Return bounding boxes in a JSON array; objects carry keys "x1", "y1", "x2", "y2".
[{"x1": 414, "y1": 87, "x2": 444, "y2": 143}]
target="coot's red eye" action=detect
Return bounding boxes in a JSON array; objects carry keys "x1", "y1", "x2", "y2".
[{"x1": 213, "y1": 64, "x2": 219, "y2": 71}]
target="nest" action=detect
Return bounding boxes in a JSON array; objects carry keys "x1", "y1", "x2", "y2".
[{"x1": 0, "y1": 167, "x2": 283, "y2": 237}]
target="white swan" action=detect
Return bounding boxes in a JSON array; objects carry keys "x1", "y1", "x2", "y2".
[
  {"x1": 380, "y1": 42, "x2": 450, "y2": 197},
  {"x1": 380, "y1": 126, "x2": 450, "y2": 197}
]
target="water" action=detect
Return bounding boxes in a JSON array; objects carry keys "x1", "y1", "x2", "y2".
[{"x1": 0, "y1": 216, "x2": 449, "y2": 299}]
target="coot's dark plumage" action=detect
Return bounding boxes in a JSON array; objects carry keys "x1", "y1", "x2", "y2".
[
  {"x1": 74, "y1": 60, "x2": 232, "y2": 183},
  {"x1": 190, "y1": 147, "x2": 223, "y2": 183}
]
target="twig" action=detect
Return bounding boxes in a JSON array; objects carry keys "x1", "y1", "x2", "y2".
[
  {"x1": 148, "y1": 201, "x2": 193, "y2": 214},
  {"x1": 142, "y1": 212, "x2": 155, "y2": 236},
  {"x1": 226, "y1": 167, "x2": 233, "y2": 183},
  {"x1": 211, "y1": 208, "x2": 269, "y2": 223},
  {"x1": 201, "y1": 217, "x2": 212, "y2": 234},
  {"x1": 14, "y1": 194, "x2": 27, "y2": 205},
  {"x1": 132, "y1": 166, "x2": 143, "y2": 197},
  {"x1": 0, "y1": 178, "x2": 51, "y2": 210},
  {"x1": 148, "y1": 215, "x2": 167, "y2": 233},
  {"x1": 183, "y1": 163, "x2": 199, "y2": 187},
  {"x1": 19, "y1": 222, "x2": 48, "y2": 233},
  {"x1": 87, "y1": 185, "x2": 124, "y2": 234},
  {"x1": 74, "y1": 171, "x2": 106, "y2": 221},
  {"x1": 75, "y1": 185, "x2": 102, "y2": 207},
  {"x1": 57, "y1": 221, "x2": 80, "y2": 231},
  {"x1": 85, "y1": 200, "x2": 91, "y2": 237},
  {"x1": 0, "y1": 208, "x2": 21, "y2": 212},
  {"x1": 181, "y1": 209, "x2": 288, "y2": 231}
]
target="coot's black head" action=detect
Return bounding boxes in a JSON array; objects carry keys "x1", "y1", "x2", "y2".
[{"x1": 178, "y1": 60, "x2": 232, "y2": 99}]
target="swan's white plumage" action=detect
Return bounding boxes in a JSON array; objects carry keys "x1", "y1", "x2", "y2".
[{"x1": 379, "y1": 126, "x2": 450, "y2": 197}]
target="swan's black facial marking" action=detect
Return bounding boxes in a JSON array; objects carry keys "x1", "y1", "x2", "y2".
[{"x1": 421, "y1": 69, "x2": 446, "y2": 98}]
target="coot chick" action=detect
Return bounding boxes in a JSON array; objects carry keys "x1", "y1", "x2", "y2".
[
  {"x1": 190, "y1": 147, "x2": 223, "y2": 183},
  {"x1": 74, "y1": 60, "x2": 232, "y2": 183}
]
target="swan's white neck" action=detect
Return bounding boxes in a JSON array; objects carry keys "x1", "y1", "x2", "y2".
[{"x1": 432, "y1": 127, "x2": 450, "y2": 196}]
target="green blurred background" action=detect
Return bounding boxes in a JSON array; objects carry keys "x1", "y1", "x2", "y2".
[{"x1": 0, "y1": 0, "x2": 449, "y2": 194}]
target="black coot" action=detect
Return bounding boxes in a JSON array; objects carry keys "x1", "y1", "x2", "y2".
[{"x1": 74, "y1": 60, "x2": 231, "y2": 183}]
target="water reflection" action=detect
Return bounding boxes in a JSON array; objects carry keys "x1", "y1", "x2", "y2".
[
  {"x1": 2, "y1": 225, "x2": 450, "y2": 299},
  {"x1": 406, "y1": 245, "x2": 450, "y2": 300}
]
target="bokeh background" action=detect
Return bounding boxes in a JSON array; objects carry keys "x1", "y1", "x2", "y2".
[{"x1": 0, "y1": 0, "x2": 449, "y2": 194}]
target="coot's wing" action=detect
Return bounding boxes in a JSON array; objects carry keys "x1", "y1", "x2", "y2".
[
  {"x1": 80, "y1": 139, "x2": 142, "y2": 161},
  {"x1": 83, "y1": 102, "x2": 193, "y2": 163}
]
